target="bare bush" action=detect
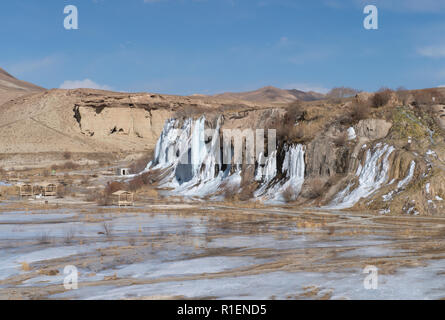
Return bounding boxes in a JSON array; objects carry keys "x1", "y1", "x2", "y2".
[
  {"x1": 86, "y1": 190, "x2": 112, "y2": 206},
  {"x1": 350, "y1": 101, "x2": 370, "y2": 121},
  {"x1": 371, "y1": 88, "x2": 393, "y2": 108},
  {"x1": 282, "y1": 185, "x2": 298, "y2": 203},
  {"x1": 333, "y1": 132, "x2": 348, "y2": 147},
  {"x1": 127, "y1": 171, "x2": 156, "y2": 191},
  {"x1": 238, "y1": 164, "x2": 257, "y2": 201},
  {"x1": 129, "y1": 152, "x2": 153, "y2": 174},
  {"x1": 305, "y1": 178, "x2": 326, "y2": 199},
  {"x1": 105, "y1": 181, "x2": 126, "y2": 195},
  {"x1": 413, "y1": 89, "x2": 443, "y2": 106},
  {"x1": 396, "y1": 87, "x2": 411, "y2": 105},
  {"x1": 283, "y1": 101, "x2": 304, "y2": 125},
  {"x1": 56, "y1": 185, "x2": 66, "y2": 199},
  {"x1": 63, "y1": 152, "x2": 72, "y2": 160},
  {"x1": 102, "y1": 222, "x2": 113, "y2": 238},
  {"x1": 327, "y1": 87, "x2": 360, "y2": 100},
  {"x1": 64, "y1": 228, "x2": 76, "y2": 244},
  {"x1": 38, "y1": 232, "x2": 53, "y2": 245},
  {"x1": 62, "y1": 161, "x2": 79, "y2": 170}
]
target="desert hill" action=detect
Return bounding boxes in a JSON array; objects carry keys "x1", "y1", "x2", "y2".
[
  {"x1": 213, "y1": 86, "x2": 325, "y2": 103},
  {"x1": 0, "y1": 82, "x2": 271, "y2": 154},
  {"x1": 0, "y1": 68, "x2": 44, "y2": 106}
]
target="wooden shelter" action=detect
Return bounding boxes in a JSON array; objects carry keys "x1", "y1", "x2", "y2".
[
  {"x1": 41, "y1": 183, "x2": 57, "y2": 197},
  {"x1": 112, "y1": 190, "x2": 134, "y2": 207},
  {"x1": 18, "y1": 183, "x2": 33, "y2": 198}
]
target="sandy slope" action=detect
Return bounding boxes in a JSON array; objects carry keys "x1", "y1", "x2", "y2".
[
  {"x1": 0, "y1": 68, "x2": 44, "y2": 106},
  {"x1": 213, "y1": 86, "x2": 325, "y2": 103}
]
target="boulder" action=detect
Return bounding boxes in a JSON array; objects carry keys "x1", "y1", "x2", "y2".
[{"x1": 355, "y1": 119, "x2": 392, "y2": 141}]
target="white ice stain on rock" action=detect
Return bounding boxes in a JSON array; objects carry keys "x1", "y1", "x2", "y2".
[
  {"x1": 397, "y1": 161, "x2": 415, "y2": 189},
  {"x1": 329, "y1": 144, "x2": 395, "y2": 209},
  {"x1": 383, "y1": 160, "x2": 416, "y2": 202},
  {"x1": 256, "y1": 144, "x2": 305, "y2": 202},
  {"x1": 255, "y1": 151, "x2": 277, "y2": 183},
  {"x1": 143, "y1": 116, "x2": 240, "y2": 197}
]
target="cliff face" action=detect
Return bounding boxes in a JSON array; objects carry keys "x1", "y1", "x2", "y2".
[
  {"x1": 141, "y1": 97, "x2": 445, "y2": 215},
  {"x1": 0, "y1": 88, "x2": 270, "y2": 153}
]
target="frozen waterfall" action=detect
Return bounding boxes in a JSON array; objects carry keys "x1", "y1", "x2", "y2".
[{"x1": 329, "y1": 143, "x2": 395, "y2": 209}]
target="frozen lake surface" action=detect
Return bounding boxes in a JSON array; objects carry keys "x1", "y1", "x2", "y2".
[{"x1": 0, "y1": 203, "x2": 444, "y2": 300}]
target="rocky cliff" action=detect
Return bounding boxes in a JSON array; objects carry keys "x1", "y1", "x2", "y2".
[{"x1": 140, "y1": 94, "x2": 445, "y2": 215}]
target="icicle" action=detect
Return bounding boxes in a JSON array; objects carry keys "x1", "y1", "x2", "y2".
[{"x1": 329, "y1": 144, "x2": 395, "y2": 209}]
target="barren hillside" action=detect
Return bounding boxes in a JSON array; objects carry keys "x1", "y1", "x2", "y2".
[
  {"x1": 0, "y1": 84, "x2": 272, "y2": 154},
  {"x1": 213, "y1": 86, "x2": 325, "y2": 103},
  {"x1": 0, "y1": 68, "x2": 44, "y2": 106}
]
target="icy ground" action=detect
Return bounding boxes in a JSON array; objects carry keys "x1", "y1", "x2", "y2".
[{"x1": 0, "y1": 202, "x2": 444, "y2": 300}]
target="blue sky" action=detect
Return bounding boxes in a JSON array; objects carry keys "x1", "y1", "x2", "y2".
[{"x1": 1, "y1": 0, "x2": 445, "y2": 94}]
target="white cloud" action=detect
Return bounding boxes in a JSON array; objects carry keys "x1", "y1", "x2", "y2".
[
  {"x1": 284, "y1": 83, "x2": 330, "y2": 94},
  {"x1": 60, "y1": 79, "x2": 112, "y2": 90},
  {"x1": 417, "y1": 45, "x2": 445, "y2": 58}
]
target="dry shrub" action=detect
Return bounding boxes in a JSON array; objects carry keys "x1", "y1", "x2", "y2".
[
  {"x1": 86, "y1": 181, "x2": 127, "y2": 206},
  {"x1": 372, "y1": 88, "x2": 393, "y2": 108},
  {"x1": 127, "y1": 171, "x2": 155, "y2": 191},
  {"x1": 42, "y1": 169, "x2": 50, "y2": 177},
  {"x1": 305, "y1": 178, "x2": 326, "y2": 199},
  {"x1": 282, "y1": 185, "x2": 298, "y2": 203},
  {"x1": 284, "y1": 101, "x2": 304, "y2": 124},
  {"x1": 21, "y1": 262, "x2": 31, "y2": 272},
  {"x1": 102, "y1": 222, "x2": 113, "y2": 238},
  {"x1": 413, "y1": 89, "x2": 443, "y2": 106},
  {"x1": 221, "y1": 182, "x2": 239, "y2": 201},
  {"x1": 62, "y1": 161, "x2": 79, "y2": 170},
  {"x1": 327, "y1": 87, "x2": 360, "y2": 100},
  {"x1": 38, "y1": 232, "x2": 52, "y2": 245},
  {"x1": 56, "y1": 185, "x2": 66, "y2": 199},
  {"x1": 64, "y1": 228, "x2": 76, "y2": 244},
  {"x1": 130, "y1": 153, "x2": 153, "y2": 174},
  {"x1": 274, "y1": 102, "x2": 311, "y2": 143},
  {"x1": 350, "y1": 101, "x2": 370, "y2": 121},
  {"x1": 396, "y1": 87, "x2": 411, "y2": 105},
  {"x1": 104, "y1": 181, "x2": 126, "y2": 196},
  {"x1": 63, "y1": 152, "x2": 72, "y2": 160},
  {"x1": 173, "y1": 106, "x2": 208, "y2": 119},
  {"x1": 86, "y1": 190, "x2": 112, "y2": 206},
  {"x1": 333, "y1": 132, "x2": 348, "y2": 147},
  {"x1": 238, "y1": 164, "x2": 257, "y2": 201},
  {"x1": 51, "y1": 161, "x2": 80, "y2": 171}
]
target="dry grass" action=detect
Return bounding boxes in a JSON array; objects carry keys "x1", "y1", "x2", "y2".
[
  {"x1": 21, "y1": 262, "x2": 31, "y2": 272},
  {"x1": 129, "y1": 153, "x2": 153, "y2": 174}
]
